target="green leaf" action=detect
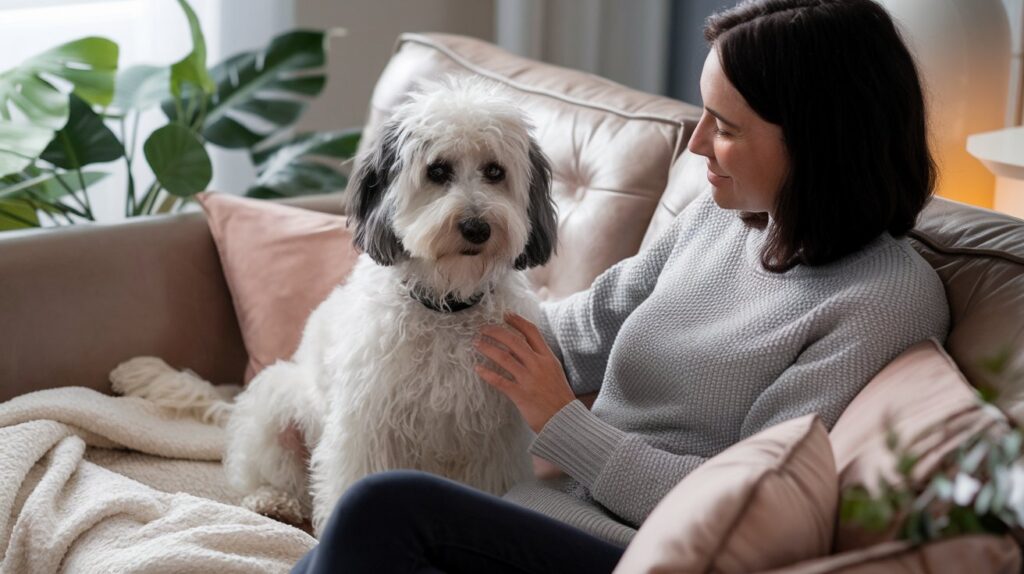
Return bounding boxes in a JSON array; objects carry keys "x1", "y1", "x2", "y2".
[
  {"x1": 169, "y1": 0, "x2": 215, "y2": 99},
  {"x1": 885, "y1": 428, "x2": 900, "y2": 452},
  {"x1": 40, "y1": 94, "x2": 123, "y2": 169},
  {"x1": 1003, "y1": 431, "x2": 1022, "y2": 461},
  {"x1": 0, "y1": 123, "x2": 54, "y2": 177},
  {"x1": 931, "y1": 475, "x2": 954, "y2": 500},
  {"x1": 143, "y1": 123, "x2": 211, "y2": 197},
  {"x1": 246, "y1": 129, "x2": 358, "y2": 198},
  {"x1": 112, "y1": 65, "x2": 170, "y2": 113},
  {"x1": 0, "y1": 198, "x2": 39, "y2": 230},
  {"x1": 0, "y1": 165, "x2": 107, "y2": 203},
  {"x1": 166, "y1": 30, "x2": 328, "y2": 148},
  {"x1": 0, "y1": 37, "x2": 118, "y2": 177},
  {"x1": 979, "y1": 347, "x2": 1013, "y2": 376},
  {"x1": 897, "y1": 453, "x2": 919, "y2": 477},
  {"x1": 975, "y1": 482, "x2": 995, "y2": 515},
  {"x1": 962, "y1": 441, "x2": 991, "y2": 474}
]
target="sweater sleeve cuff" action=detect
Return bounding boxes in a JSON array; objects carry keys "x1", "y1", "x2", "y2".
[{"x1": 529, "y1": 400, "x2": 626, "y2": 488}]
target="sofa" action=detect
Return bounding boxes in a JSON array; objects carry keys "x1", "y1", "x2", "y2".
[{"x1": 2, "y1": 33, "x2": 1024, "y2": 572}]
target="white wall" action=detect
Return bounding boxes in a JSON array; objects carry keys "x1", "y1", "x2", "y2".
[
  {"x1": 293, "y1": 0, "x2": 495, "y2": 133},
  {"x1": 1004, "y1": 0, "x2": 1023, "y2": 125}
]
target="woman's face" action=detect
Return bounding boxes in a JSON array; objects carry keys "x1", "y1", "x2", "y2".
[{"x1": 687, "y1": 49, "x2": 789, "y2": 216}]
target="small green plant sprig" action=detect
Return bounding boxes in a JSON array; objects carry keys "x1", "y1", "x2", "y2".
[{"x1": 841, "y1": 347, "x2": 1024, "y2": 546}]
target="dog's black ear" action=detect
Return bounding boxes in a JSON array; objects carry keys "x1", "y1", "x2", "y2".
[
  {"x1": 514, "y1": 138, "x2": 558, "y2": 270},
  {"x1": 346, "y1": 121, "x2": 408, "y2": 266}
]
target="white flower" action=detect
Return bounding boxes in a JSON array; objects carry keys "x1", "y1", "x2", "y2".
[
  {"x1": 1007, "y1": 462, "x2": 1024, "y2": 525},
  {"x1": 953, "y1": 472, "x2": 982, "y2": 505}
]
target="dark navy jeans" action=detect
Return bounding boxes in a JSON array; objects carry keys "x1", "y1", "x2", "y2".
[{"x1": 291, "y1": 470, "x2": 625, "y2": 573}]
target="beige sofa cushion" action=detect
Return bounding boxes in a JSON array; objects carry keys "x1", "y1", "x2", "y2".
[
  {"x1": 830, "y1": 339, "x2": 1007, "y2": 552},
  {"x1": 359, "y1": 33, "x2": 701, "y2": 301},
  {"x1": 197, "y1": 192, "x2": 359, "y2": 383},
  {"x1": 614, "y1": 414, "x2": 836, "y2": 574},
  {"x1": 763, "y1": 536, "x2": 1020, "y2": 574}
]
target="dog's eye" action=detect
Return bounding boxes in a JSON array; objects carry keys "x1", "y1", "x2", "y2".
[
  {"x1": 426, "y1": 161, "x2": 452, "y2": 185},
  {"x1": 482, "y1": 163, "x2": 505, "y2": 183}
]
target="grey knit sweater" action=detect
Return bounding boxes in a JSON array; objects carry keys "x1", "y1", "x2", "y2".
[{"x1": 502, "y1": 190, "x2": 950, "y2": 546}]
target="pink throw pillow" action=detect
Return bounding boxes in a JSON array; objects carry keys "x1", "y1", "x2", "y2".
[
  {"x1": 614, "y1": 414, "x2": 837, "y2": 574},
  {"x1": 197, "y1": 192, "x2": 360, "y2": 383}
]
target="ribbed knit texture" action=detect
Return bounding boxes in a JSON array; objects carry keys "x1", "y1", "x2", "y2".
[{"x1": 502, "y1": 191, "x2": 950, "y2": 546}]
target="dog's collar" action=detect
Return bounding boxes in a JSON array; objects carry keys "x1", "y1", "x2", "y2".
[{"x1": 409, "y1": 287, "x2": 486, "y2": 313}]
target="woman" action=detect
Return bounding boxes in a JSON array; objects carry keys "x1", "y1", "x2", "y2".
[{"x1": 292, "y1": 0, "x2": 950, "y2": 571}]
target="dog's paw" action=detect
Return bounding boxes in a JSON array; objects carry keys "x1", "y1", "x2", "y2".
[
  {"x1": 110, "y1": 356, "x2": 177, "y2": 396},
  {"x1": 242, "y1": 487, "x2": 307, "y2": 526}
]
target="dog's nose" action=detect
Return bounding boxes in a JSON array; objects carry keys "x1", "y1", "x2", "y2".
[{"x1": 458, "y1": 218, "x2": 491, "y2": 244}]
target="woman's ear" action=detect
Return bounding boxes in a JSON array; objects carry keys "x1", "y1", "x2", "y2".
[
  {"x1": 514, "y1": 138, "x2": 558, "y2": 270},
  {"x1": 345, "y1": 121, "x2": 407, "y2": 265}
]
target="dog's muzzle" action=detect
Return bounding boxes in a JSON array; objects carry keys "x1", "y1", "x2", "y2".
[{"x1": 458, "y1": 218, "x2": 491, "y2": 244}]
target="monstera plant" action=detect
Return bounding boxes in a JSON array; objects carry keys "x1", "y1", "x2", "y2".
[{"x1": 0, "y1": 0, "x2": 359, "y2": 231}]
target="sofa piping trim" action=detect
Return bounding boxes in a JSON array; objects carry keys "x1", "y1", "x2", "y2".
[
  {"x1": 397, "y1": 33, "x2": 699, "y2": 128},
  {"x1": 908, "y1": 230, "x2": 1024, "y2": 267}
]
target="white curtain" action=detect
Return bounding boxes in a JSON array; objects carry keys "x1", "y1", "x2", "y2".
[{"x1": 495, "y1": 0, "x2": 671, "y2": 96}]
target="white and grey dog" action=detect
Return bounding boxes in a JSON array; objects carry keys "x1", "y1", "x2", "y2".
[{"x1": 112, "y1": 76, "x2": 558, "y2": 535}]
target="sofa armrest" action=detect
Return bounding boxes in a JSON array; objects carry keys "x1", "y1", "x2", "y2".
[{"x1": 0, "y1": 193, "x2": 344, "y2": 404}]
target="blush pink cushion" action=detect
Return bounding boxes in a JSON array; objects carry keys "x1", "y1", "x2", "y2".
[
  {"x1": 829, "y1": 338, "x2": 1005, "y2": 552},
  {"x1": 614, "y1": 414, "x2": 837, "y2": 574},
  {"x1": 197, "y1": 192, "x2": 359, "y2": 383}
]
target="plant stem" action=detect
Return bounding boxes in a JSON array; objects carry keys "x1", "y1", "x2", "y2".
[
  {"x1": 185, "y1": 92, "x2": 199, "y2": 129},
  {"x1": 174, "y1": 94, "x2": 186, "y2": 127},
  {"x1": 121, "y1": 116, "x2": 136, "y2": 218},
  {"x1": 52, "y1": 172, "x2": 93, "y2": 219},
  {"x1": 133, "y1": 180, "x2": 156, "y2": 216},
  {"x1": 156, "y1": 193, "x2": 177, "y2": 214},
  {"x1": 191, "y1": 94, "x2": 208, "y2": 133},
  {"x1": 174, "y1": 196, "x2": 192, "y2": 213},
  {"x1": 74, "y1": 169, "x2": 94, "y2": 218},
  {"x1": 138, "y1": 181, "x2": 163, "y2": 215},
  {"x1": 24, "y1": 190, "x2": 65, "y2": 226}
]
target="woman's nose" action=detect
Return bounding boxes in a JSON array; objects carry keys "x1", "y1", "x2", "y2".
[{"x1": 687, "y1": 113, "x2": 714, "y2": 159}]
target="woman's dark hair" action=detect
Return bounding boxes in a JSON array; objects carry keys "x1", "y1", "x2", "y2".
[{"x1": 704, "y1": 0, "x2": 936, "y2": 272}]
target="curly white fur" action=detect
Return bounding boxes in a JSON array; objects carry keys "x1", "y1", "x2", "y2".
[{"x1": 116, "y1": 76, "x2": 558, "y2": 536}]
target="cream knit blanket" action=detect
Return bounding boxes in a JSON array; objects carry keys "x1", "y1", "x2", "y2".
[{"x1": 0, "y1": 387, "x2": 315, "y2": 573}]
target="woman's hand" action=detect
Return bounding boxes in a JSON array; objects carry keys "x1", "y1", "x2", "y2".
[{"x1": 474, "y1": 313, "x2": 576, "y2": 434}]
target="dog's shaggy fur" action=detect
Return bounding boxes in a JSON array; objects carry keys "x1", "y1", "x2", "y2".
[{"x1": 111, "y1": 76, "x2": 558, "y2": 535}]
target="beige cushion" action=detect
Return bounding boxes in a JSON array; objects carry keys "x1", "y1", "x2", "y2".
[
  {"x1": 830, "y1": 338, "x2": 1006, "y2": 551},
  {"x1": 360, "y1": 32, "x2": 701, "y2": 301},
  {"x1": 762, "y1": 535, "x2": 1020, "y2": 574},
  {"x1": 614, "y1": 414, "x2": 836, "y2": 574},
  {"x1": 197, "y1": 192, "x2": 359, "y2": 383}
]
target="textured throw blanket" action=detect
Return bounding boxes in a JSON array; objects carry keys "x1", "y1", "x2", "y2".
[{"x1": 0, "y1": 387, "x2": 315, "y2": 573}]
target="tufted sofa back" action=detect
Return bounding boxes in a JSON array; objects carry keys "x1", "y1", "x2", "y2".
[{"x1": 358, "y1": 33, "x2": 701, "y2": 301}]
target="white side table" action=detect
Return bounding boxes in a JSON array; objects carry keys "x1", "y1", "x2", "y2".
[{"x1": 967, "y1": 127, "x2": 1024, "y2": 218}]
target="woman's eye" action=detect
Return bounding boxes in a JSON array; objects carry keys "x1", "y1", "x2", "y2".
[
  {"x1": 426, "y1": 162, "x2": 451, "y2": 184},
  {"x1": 483, "y1": 163, "x2": 505, "y2": 183},
  {"x1": 714, "y1": 126, "x2": 731, "y2": 137}
]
